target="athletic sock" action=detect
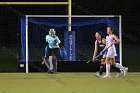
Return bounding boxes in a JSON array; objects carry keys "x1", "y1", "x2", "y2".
[
  {"x1": 49, "y1": 56, "x2": 53, "y2": 70},
  {"x1": 111, "y1": 65, "x2": 121, "y2": 73},
  {"x1": 99, "y1": 64, "x2": 105, "y2": 75},
  {"x1": 115, "y1": 63, "x2": 124, "y2": 70},
  {"x1": 52, "y1": 57, "x2": 57, "y2": 73},
  {"x1": 106, "y1": 64, "x2": 110, "y2": 76}
]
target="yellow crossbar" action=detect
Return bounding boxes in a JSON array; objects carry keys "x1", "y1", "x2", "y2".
[{"x1": 0, "y1": 2, "x2": 70, "y2": 5}]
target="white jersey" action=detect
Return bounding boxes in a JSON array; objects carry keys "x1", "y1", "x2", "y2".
[{"x1": 106, "y1": 35, "x2": 117, "y2": 58}]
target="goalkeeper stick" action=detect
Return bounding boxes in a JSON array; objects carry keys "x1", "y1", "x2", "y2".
[{"x1": 42, "y1": 57, "x2": 50, "y2": 70}]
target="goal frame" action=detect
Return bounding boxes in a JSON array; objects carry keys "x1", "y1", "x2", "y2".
[{"x1": 25, "y1": 15, "x2": 122, "y2": 73}]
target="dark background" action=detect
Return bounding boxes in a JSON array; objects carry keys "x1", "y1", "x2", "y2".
[{"x1": 0, "y1": 0, "x2": 139, "y2": 72}]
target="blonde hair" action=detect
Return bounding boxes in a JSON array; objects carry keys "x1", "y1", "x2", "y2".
[{"x1": 49, "y1": 28, "x2": 56, "y2": 34}]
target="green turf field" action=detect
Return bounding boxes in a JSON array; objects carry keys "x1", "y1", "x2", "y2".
[{"x1": 0, "y1": 73, "x2": 139, "y2": 93}]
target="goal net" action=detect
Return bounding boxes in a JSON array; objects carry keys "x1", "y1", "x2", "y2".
[{"x1": 20, "y1": 15, "x2": 122, "y2": 72}]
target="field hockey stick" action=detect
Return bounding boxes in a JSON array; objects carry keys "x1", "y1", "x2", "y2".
[
  {"x1": 95, "y1": 45, "x2": 111, "y2": 59},
  {"x1": 42, "y1": 57, "x2": 50, "y2": 70},
  {"x1": 86, "y1": 59, "x2": 100, "y2": 63},
  {"x1": 87, "y1": 45, "x2": 111, "y2": 63}
]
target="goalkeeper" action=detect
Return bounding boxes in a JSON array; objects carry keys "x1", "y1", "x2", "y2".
[{"x1": 43, "y1": 28, "x2": 61, "y2": 74}]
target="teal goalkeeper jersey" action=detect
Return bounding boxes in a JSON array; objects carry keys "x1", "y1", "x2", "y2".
[{"x1": 45, "y1": 35, "x2": 61, "y2": 49}]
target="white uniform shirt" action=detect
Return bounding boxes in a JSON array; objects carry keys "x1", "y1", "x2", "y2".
[{"x1": 106, "y1": 35, "x2": 117, "y2": 58}]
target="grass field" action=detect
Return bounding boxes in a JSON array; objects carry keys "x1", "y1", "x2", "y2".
[{"x1": 0, "y1": 72, "x2": 139, "y2": 93}]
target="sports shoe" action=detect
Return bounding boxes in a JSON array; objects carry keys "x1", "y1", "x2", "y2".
[
  {"x1": 123, "y1": 67, "x2": 128, "y2": 76},
  {"x1": 102, "y1": 75, "x2": 111, "y2": 78},
  {"x1": 95, "y1": 72, "x2": 101, "y2": 78},
  {"x1": 48, "y1": 70, "x2": 54, "y2": 74},
  {"x1": 116, "y1": 71, "x2": 124, "y2": 77},
  {"x1": 53, "y1": 69, "x2": 58, "y2": 74}
]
